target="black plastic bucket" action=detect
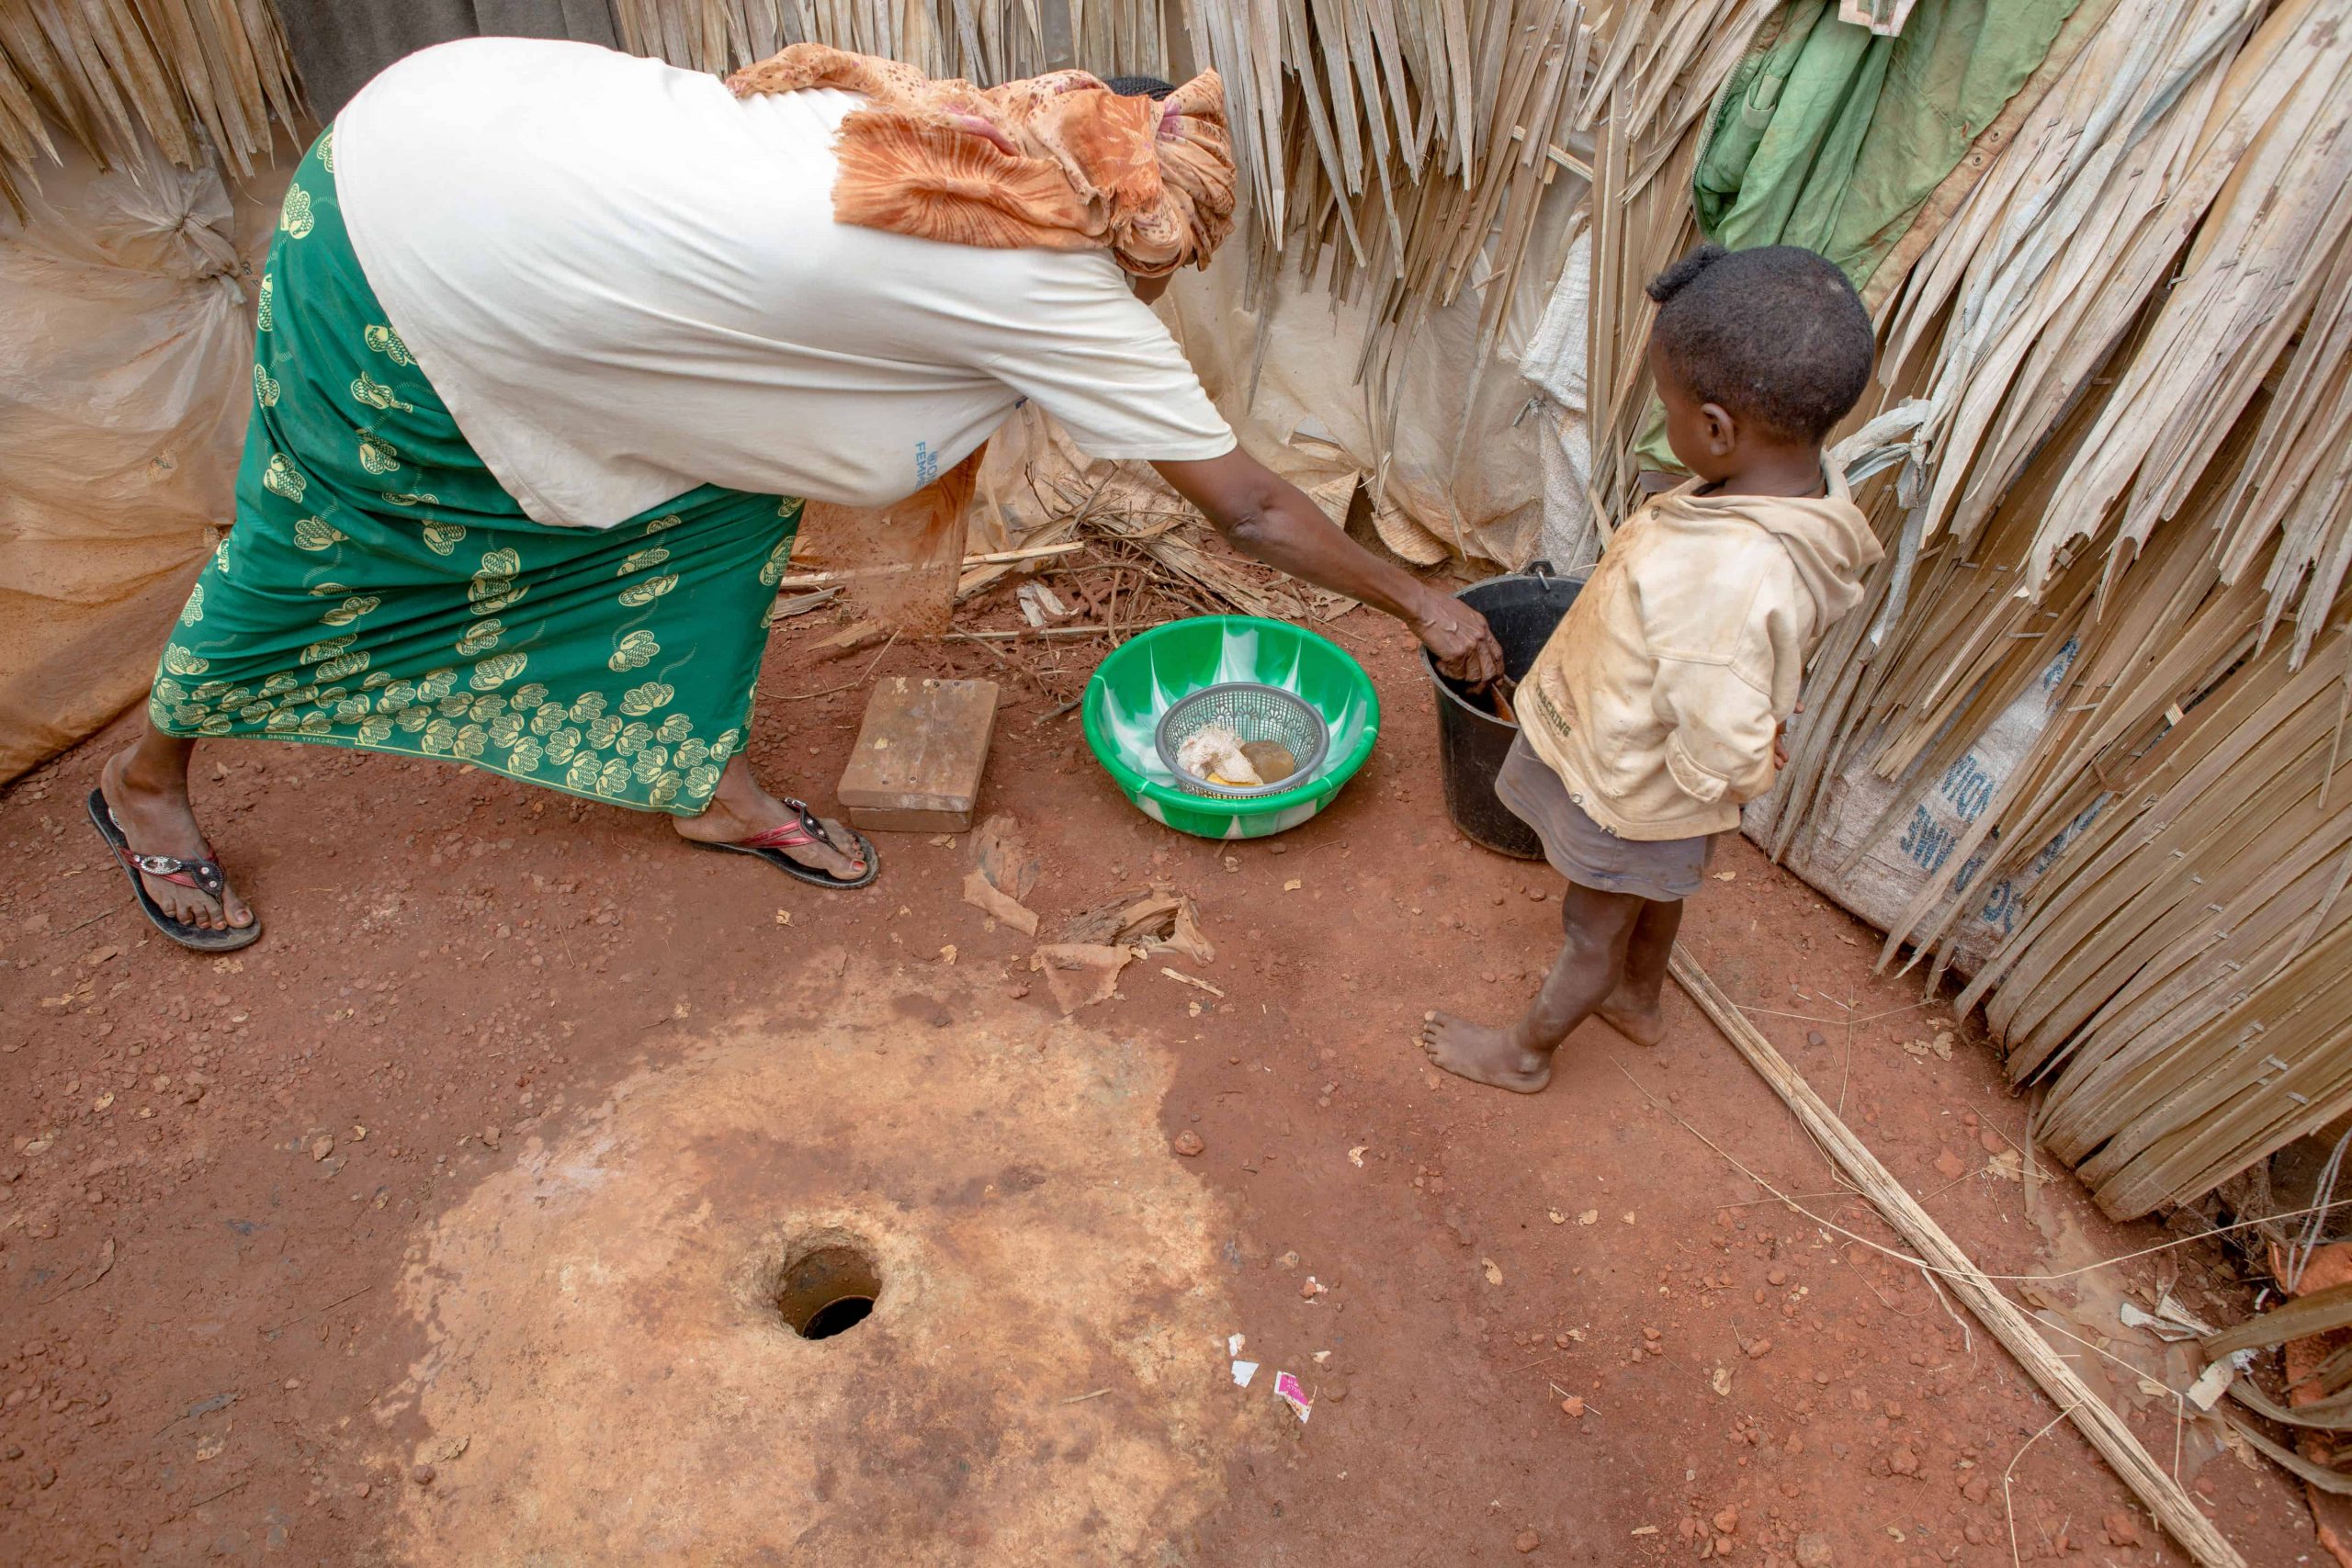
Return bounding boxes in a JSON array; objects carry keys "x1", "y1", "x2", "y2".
[{"x1": 1422, "y1": 561, "x2": 1582, "y2": 858}]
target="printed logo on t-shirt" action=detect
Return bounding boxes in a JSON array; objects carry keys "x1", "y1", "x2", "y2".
[{"x1": 914, "y1": 441, "x2": 940, "y2": 489}]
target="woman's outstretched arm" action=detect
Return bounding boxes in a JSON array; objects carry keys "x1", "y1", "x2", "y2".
[{"x1": 1153, "y1": 449, "x2": 1505, "y2": 684}]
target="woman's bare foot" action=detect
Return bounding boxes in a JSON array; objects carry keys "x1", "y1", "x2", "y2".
[
  {"x1": 1598, "y1": 988, "x2": 1667, "y2": 1047},
  {"x1": 1419, "y1": 1011, "x2": 1554, "y2": 1094},
  {"x1": 100, "y1": 742, "x2": 254, "y2": 934},
  {"x1": 671, "y1": 754, "x2": 865, "y2": 881}
]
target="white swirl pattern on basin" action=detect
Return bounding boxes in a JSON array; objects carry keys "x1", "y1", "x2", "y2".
[{"x1": 1095, "y1": 621, "x2": 1373, "y2": 795}]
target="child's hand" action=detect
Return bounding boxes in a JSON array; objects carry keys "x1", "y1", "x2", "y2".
[{"x1": 1773, "y1": 700, "x2": 1804, "y2": 770}]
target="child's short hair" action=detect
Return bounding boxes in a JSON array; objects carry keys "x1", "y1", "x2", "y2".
[{"x1": 1645, "y1": 244, "x2": 1874, "y2": 445}]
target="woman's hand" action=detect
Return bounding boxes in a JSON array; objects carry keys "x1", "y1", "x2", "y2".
[{"x1": 1410, "y1": 591, "x2": 1506, "y2": 686}]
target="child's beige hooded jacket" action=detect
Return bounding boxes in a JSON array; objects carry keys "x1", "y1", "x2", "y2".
[{"x1": 1518, "y1": 470, "x2": 1881, "y2": 842}]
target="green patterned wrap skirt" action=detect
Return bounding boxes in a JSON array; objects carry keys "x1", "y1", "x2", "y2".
[{"x1": 149, "y1": 128, "x2": 804, "y2": 816}]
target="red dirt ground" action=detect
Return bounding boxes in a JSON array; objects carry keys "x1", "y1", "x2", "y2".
[{"x1": 0, "y1": 603, "x2": 2320, "y2": 1564}]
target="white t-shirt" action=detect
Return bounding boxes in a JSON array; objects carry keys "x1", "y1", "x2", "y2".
[{"x1": 333, "y1": 39, "x2": 1236, "y2": 528}]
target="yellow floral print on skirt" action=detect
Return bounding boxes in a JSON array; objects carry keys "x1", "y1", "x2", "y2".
[{"x1": 151, "y1": 128, "x2": 804, "y2": 816}]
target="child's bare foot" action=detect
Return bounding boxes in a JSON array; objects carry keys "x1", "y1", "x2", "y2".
[
  {"x1": 1419, "y1": 1011, "x2": 1553, "y2": 1094},
  {"x1": 1599, "y1": 989, "x2": 1667, "y2": 1047}
]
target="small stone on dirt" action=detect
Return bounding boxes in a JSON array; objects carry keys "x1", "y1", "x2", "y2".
[
  {"x1": 1793, "y1": 1534, "x2": 1834, "y2": 1567},
  {"x1": 1713, "y1": 1507, "x2": 1739, "y2": 1534},
  {"x1": 311, "y1": 1136, "x2": 334, "y2": 1162},
  {"x1": 2103, "y1": 1512, "x2": 2141, "y2": 1547},
  {"x1": 1933, "y1": 1148, "x2": 1967, "y2": 1179},
  {"x1": 411, "y1": 1463, "x2": 436, "y2": 1486},
  {"x1": 1561, "y1": 1395, "x2": 1585, "y2": 1417},
  {"x1": 1172, "y1": 1130, "x2": 1204, "y2": 1157},
  {"x1": 1766, "y1": 1267, "x2": 1788, "y2": 1286},
  {"x1": 1977, "y1": 1130, "x2": 2005, "y2": 1154},
  {"x1": 1744, "y1": 1338, "x2": 1771, "y2": 1359},
  {"x1": 1513, "y1": 1529, "x2": 1540, "y2": 1553},
  {"x1": 1805, "y1": 1031, "x2": 1826, "y2": 1048}
]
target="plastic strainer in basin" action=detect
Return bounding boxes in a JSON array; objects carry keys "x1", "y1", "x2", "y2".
[
  {"x1": 1083, "y1": 615, "x2": 1381, "y2": 841},
  {"x1": 1154, "y1": 682, "x2": 1329, "y2": 797}
]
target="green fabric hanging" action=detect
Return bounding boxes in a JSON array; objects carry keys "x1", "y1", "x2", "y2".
[
  {"x1": 1696, "y1": 0, "x2": 2075, "y2": 275},
  {"x1": 1633, "y1": 0, "x2": 2077, "y2": 472}
]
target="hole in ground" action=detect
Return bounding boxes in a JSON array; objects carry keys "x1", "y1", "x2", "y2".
[
  {"x1": 772, "y1": 1244, "x2": 881, "y2": 1340},
  {"x1": 802, "y1": 1295, "x2": 873, "y2": 1339}
]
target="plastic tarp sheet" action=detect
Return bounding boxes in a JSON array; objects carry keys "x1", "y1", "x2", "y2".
[
  {"x1": 1152, "y1": 171, "x2": 1588, "y2": 571},
  {"x1": 0, "y1": 137, "x2": 294, "y2": 784},
  {"x1": 1516, "y1": 224, "x2": 1600, "y2": 574},
  {"x1": 1742, "y1": 641, "x2": 2099, "y2": 976}
]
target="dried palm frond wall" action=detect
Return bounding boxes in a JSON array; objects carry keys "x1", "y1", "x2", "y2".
[
  {"x1": 1586, "y1": 0, "x2": 2352, "y2": 1220},
  {"x1": 0, "y1": 0, "x2": 303, "y2": 218}
]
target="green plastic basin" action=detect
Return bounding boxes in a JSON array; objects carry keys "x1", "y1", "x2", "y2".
[{"x1": 1081, "y1": 615, "x2": 1381, "y2": 840}]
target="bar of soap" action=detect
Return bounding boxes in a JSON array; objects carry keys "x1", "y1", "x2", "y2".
[{"x1": 1240, "y1": 739, "x2": 1299, "y2": 783}]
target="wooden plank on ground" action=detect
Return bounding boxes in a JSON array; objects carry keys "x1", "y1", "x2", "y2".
[{"x1": 836, "y1": 676, "x2": 1000, "y2": 834}]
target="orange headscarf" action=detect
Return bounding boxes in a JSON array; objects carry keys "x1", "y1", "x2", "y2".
[{"x1": 726, "y1": 45, "x2": 1237, "y2": 277}]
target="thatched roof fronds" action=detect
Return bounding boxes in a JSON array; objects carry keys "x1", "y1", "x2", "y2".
[
  {"x1": 1639, "y1": 0, "x2": 2352, "y2": 1218},
  {"x1": 0, "y1": 0, "x2": 303, "y2": 218},
  {"x1": 611, "y1": 0, "x2": 1117, "y2": 86}
]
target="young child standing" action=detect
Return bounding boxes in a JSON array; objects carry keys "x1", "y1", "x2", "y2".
[{"x1": 1420, "y1": 243, "x2": 1883, "y2": 1093}]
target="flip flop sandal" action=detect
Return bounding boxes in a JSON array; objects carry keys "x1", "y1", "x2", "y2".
[
  {"x1": 86, "y1": 788, "x2": 263, "y2": 952},
  {"x1": 699, "y1": 797, "x2": 880, "y2": 890}
]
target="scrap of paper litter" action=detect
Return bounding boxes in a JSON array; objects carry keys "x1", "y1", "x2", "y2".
[
  {"x1": 1231, "y1": 1360, "x2": 1259, "y2": 1388},
  {"x1": 1274, "y1": 1371, "x2": 1312, "y2": 1422}
]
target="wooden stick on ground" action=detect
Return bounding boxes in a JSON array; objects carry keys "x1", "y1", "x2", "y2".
[
  {"x1": 769, "y1": 541, "x2": 1084, "y2": 590},
  {"x1": 1667, "y1": 945, "x2": 2249, "y2": 1568}
]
